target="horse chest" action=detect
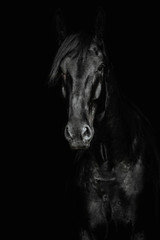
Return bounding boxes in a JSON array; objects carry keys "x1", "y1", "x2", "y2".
[
  {"x1": 109, "y1": 158, "x2": 143, "y2": 222},
  {"x1": 78, "y1": 157, "x2": 144, "y2": 224}
]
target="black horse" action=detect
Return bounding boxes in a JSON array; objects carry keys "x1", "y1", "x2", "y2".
[{"x1": 49, "y1": 10, "x2": 160, "y2": 240}]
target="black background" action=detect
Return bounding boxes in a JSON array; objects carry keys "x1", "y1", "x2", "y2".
[{"x1": 38, "y1": 1, "x2": 160, "y2": 238}]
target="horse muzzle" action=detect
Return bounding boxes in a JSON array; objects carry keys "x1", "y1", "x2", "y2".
[{"x1": 64, "y1": 123, "x2": 94, "y2": 150}]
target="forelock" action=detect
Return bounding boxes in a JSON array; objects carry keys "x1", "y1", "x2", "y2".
[{"x1": 49, "y1": 32, "x2": 93, "y2": 84}]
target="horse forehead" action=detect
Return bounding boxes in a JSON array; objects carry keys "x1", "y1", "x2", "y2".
[{"x1": 69, "y1": 54, "x2": 101, "y2": 79}]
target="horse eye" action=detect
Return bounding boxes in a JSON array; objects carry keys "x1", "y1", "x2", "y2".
[
  {"x1": 61, "y1": 72, "x2": 66, "y2": 80},
  {"x1": 97, "y1": 64, "x2": 105, "y2": 72},
  {"x1": 62, "y1": 72, "x2": 70, "y2": 80}
]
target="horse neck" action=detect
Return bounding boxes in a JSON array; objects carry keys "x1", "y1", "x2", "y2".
[{"x1": 96, "y1": 75, "x2": 130, "y2": 163}]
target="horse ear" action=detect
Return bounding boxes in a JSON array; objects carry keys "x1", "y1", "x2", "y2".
[
  {"x1": 55, "y1": 9, "x2": 67, "y2": 45},
  {"x1": 94, "y1": 8, "x2": 106, "y2": 43}
]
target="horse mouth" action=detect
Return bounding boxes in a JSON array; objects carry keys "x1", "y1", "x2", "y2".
[{"x1": 69, "y1": 141, "x2": 90, "y2": 150}]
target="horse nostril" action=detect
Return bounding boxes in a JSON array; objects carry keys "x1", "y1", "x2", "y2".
[
  {"x1": 65, "y1": 124, "x2": 93, "y2": 144},
  {"x1": 81, "y1": 125, "x2": 92, "y2": 142},
  {"x1": 65, "y1": 125, "x2": 73, "y2": 140}
]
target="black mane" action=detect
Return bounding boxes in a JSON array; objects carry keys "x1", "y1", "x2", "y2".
[{"x1": 49, "y1": 32, "x2": 93, "y2": 85}]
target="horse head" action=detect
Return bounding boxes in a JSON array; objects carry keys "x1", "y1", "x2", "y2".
[{"x1": 50, "y1": 10, "x2": 110, "y2": 149}]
